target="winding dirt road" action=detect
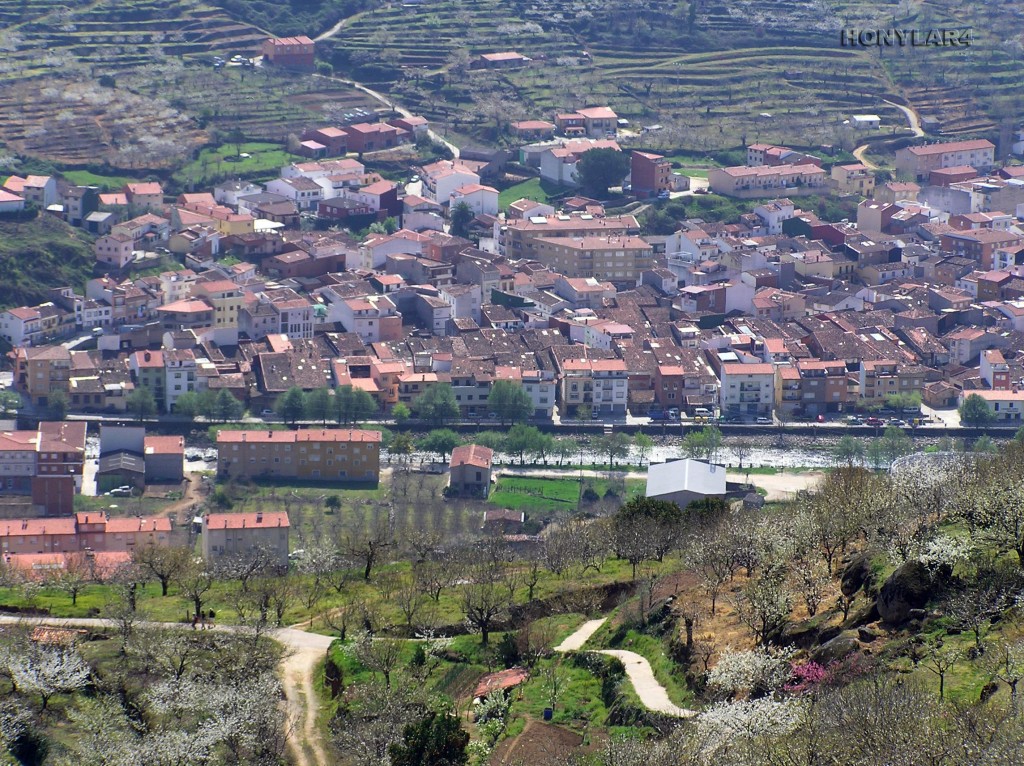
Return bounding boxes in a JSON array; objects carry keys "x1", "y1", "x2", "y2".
[
  {"x1": 852, "y1": 99, "x2": 925, "y2": 169},
  {"x1": 554, "y1": 617, "x2": 696, "y2": 718},
  {"x1": 0, "y1": 616, "x2": 334, "y2": 766}
]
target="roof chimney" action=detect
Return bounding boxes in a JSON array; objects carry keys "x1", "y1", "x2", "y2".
[{"x1": 256, "y1": 512, "x2": 263, "y2": 524}]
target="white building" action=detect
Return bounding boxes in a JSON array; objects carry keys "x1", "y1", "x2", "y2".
[
  {"x1": 961, "y1": 389, "x2": 1024, "y2": 422},
  {"x1": 851, "y1": 114, "x2": 881, "y2": 130},
  {"x1": 330, "y1": 294, "x2": 401, "y2": 343},
  {"x1": 719, "y1": 362, "x2": 776, "y2": 417},
  {"x1": 450, "y1": 184, "x2": 499, "y2": 216},
  {"x1": 265, "y1": 177, "x2": 323, "y2": 211},
  {"x1": 164, "y1": 349, "x2": 197, "y2": 414},
  {"x1": 421, "y1": 160, "x2": 480, "y2": 206},
  {"x1": 645, "y1": 458, "x2": 727, "y2": 508}
]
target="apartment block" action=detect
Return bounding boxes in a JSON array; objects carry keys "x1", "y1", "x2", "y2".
[{"x1": 216, "y1": 429, "x2": 381, "y2": 482}]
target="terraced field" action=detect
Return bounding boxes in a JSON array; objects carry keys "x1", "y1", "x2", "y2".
[
  {"x1": 325, "y1": 0, "x2": 1018, "y2": 151},
  {"x1": 0, "y1": 0, "x2": 378, "y2": 168}
]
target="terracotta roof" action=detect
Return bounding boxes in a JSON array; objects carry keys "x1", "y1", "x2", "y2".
[
  {"x1": 906, "y1": 139, "x2": 994, "y2": 156},
  {"x1": 216, "y1": 428, "x2": 382, "y2": 444},
  {"x1": 144, "y1": 435, "x2": 184, "y2": 455},
  {"x1": 451, "y1": 444, "x2": 493, "y2": 469},
  {"x1": 0, "y1": 518, "x2": 77, "y2": 538},
  {"x1": 204, "y1": 511, "x2": 290, "y2": 529},
  {"x1": 473, "y1": 667, "x2": 529, "y2": 698}
]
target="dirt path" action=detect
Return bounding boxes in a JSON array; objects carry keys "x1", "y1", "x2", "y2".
[
  {"x1": 0, "y1": 616, "x2": 334, "y2": 766},
  {"x1": 500, "y1": 465, "x2": 822, "y2": 502},
  {"x1": 726, "y1": 470, "x2": 823, "y2": 501},
  {"x1": 553, "y1": 617, "x2": 695, "y2": 718},
  {"x1": 852, "y1": 99, "x2": 924, "y2": 169}
]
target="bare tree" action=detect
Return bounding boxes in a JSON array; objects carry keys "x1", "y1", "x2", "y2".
[
  {"x1": 921, "y1": 642, "x2": 962, "y2": 700},
  {"x1": 132, "y1": 544, "x2": 190, "y2": 597},
  {"x1": 350, "y1": 632, "x2": 404, "y2": 690},
  {"x1": 176, "y1": 559, "x2": 215, "y2": 619}
]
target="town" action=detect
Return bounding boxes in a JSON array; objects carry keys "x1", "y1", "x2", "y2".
[{"x1": 3, "y1": 11, "x2": 1024, "y2": 766}]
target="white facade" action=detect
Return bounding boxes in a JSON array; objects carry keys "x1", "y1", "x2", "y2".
[
  {"x1": 450, "y1": 185, "x2": 499, "y2": 216},
  {"x1": 719, "y1": 363, "x2": 776, "y2": 417}
]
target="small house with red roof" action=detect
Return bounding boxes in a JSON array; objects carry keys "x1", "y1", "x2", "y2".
[{"x1": 449, "y1": 444, "x2": 494, "y2": 498}]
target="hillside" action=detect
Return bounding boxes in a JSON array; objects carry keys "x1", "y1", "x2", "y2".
[
  {"x1": 0, "y1": 213, "x2": 95, "y2": 308},
  {"x1": 321, "y1": 0, "x2": 1024, "y2": 150},
  {"x1": 0, "y1": 0, "x2": 378, "y2": 168}
]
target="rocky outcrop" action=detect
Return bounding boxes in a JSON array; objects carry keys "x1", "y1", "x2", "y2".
[{"x1": 877, "y1": 560, "x2": 946, "y2": 625}]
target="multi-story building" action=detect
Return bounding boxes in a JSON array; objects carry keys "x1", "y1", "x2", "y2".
[
  {"x1": 980, "y1": 349, "x2": 1012, "y2": 390},
  {"x1": 857, "y1": 360, "x2": 927, "y2": 407},
  {"x1": 895, "y1": 139, "x2": 996, "y2": 182},
  {"x1": 448, "y1": 444, "x2": 493, "y2": 498},
  {"x1": 959, "y1": 389, "x2": 1024, "y2": 423},
  {"x1": 130, "y1": 349, "x2": 166, "y2": 409},
  {"x1": 774, "y1": 360, "x2": 850, "y2": 417},
  {"x1": 560, "y1": 358, "x2": 628, "y2": 416},
  {"x1": 0, "y1": 421, "x2": 87, "y2": 505},
  {"x1": 499, "y1": 212, "x2": 640, "y2": 259},
  {"x1": 202, "y1": 511, "x2": 290, "y2": 567},
  {"x1": 831, "y1": 163, "x2": 876, "y2": 196},
  {"x1": 719, "y1": 362, "x2": 776, "y2": 417},
  {"x1": 261, "y1": 36, "x2": 316, "y2": 70},
  {"x1": 12, "y1": 345, "x2": 71, "y2": 406},
  {"x1": 164, "y1": 349, "x2": 197, "y2": 414},
  {"x1": 333, "y1": 295, "x2": 403, "y2": 344},
  {"x1": 530, "y1": 235, "x2": 654, "y2": 281},
  {"x1": 216, "y1": 429, "x2": 381, "y2": 482},
  {"x1": 708, "y1": 164, "x2": 829, "y2": 198},
  {"x1": 192, "y1": 280, "x2": 244, "y2": 328},
  {"x1": 554, "y1": 106, "x2": 617, "y2": 138},
  {"x1": 630, "y1": 151, "x2": 672, "y2": 198}
]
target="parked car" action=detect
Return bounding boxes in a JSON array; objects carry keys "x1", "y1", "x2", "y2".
[
  {"x1": 666, "y1": 408, "x2": 680, "y2": 421},
  {"x1": 261, "y1": 408, "x2": 275, "y2": 416},
  {"x1": 756, "y1": 416, "x2": 772, "y2": 424},
  {"x1": 864, "y1": 416, "x2": 885, "y2": 427}
]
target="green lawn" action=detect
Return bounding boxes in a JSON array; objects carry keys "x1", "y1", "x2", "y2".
[
  {"x1": 174, "y1": 142, "x2": 302, "y2": 185},
  {"x1": 498, "y1": 177, "x2": 561, "y2": 210},
  {"x1": 59, "y1": 169, "x2": 138, "y2": 190},
  {"x1": 489, "y1": 476, "x2": 644, "y2": 512}
]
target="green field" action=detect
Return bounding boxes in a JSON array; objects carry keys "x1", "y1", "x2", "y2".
[
  {"x1": 498, "y1": 177, "x2": 560, "y2": 210},
  {"x1": 59, "y1": 169, "x2": 138, "y2": 190},
  {"x1": 174, "y1": 142, "x2": 303, "y2": 186},
  {"x1": 488, "y1": 476, "x2": 644, "y2": 513}
]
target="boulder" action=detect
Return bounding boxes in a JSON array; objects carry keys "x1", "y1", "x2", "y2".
[
  {"x1": 857, "y1": 625, "x2": 882, "y2": 643},
  {"x1": 778, "y1": 620, "x2": 821, "y2": 649},
  {"x1": 812, "y1": 635, "x2": 861, "y2": 666},
  {"x1": 840, "y1": 553, "x2": 876, "y2": 597},
  {"x1": 877, "y1": 560, "x2": 939, "y2": 625}
]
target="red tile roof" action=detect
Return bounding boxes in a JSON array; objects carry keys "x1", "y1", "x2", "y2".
[
  {"x1": 204, "y1": 512, "x2": 290, "y2": 529},
  {"x1": 451, "y1": 444, "x2": 493, "y2": 469}
]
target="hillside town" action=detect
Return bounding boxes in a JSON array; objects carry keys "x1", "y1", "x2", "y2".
[
  {"x1": 3, "y1": 124, "x2": 1024, "y2": 430},
  {"x1": 5, "y1": 14, "x2": 1024, "y2": 766}
]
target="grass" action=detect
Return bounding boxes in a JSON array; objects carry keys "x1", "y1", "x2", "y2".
[
  {"x1": 498, "y1": 177, "x2": 560, "y2": 210},
  {"x1": 488, "y1": 476, "x2": 644, "y2": 513},
  {"x1": 59, "y1": 169, "x2": 137, "y2": 190},
  {"x1": 173, "y1": 142, "x2": 303, "y2": 186},
  {"x1": 0, "y1": 212, "x2": 95, "y2": 309}
]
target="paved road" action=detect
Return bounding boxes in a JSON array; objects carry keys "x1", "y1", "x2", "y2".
[
  {"x1": 553, "y1": 617, "x2": 695, "y2": 718},
  {"x1": 0, "y1": 615, "x2": 334, "y2": 766}
]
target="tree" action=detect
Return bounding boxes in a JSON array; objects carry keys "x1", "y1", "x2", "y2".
[
  {"x1": 305, "y1": 387, "x2": 334, "y2": 424},
  {"x1": 504, "y1": 424, "x2": 543, "y2": 465},
  {"x1": 832, "y1": 434, "x2": 865, "y2": 467},
  {"x1": 47, "y1": 389, "x2": 68, "y2": 421},
  {"x1": 449, "y1": 201, "x2": 474, "y2": 239},
  {"x1": 346, "y1": 522, "x2": 393, "y2": 581},
  {"x1": 886, "y1": 391, "x2": 921, "y2": 413},
  {"x1": 634, "y1": 432, "x2": 654, "y2": 466},
  {"x1": 389, "y1": 709, "x2": 469, "y2": 766},
  {"x1": 276, "y1": 386, "x2": 306, "y2": 425},
  {"x1": 418, "y1": 429, "x2": 462, "y2": 462},
  {"x1": 879, "y1": 425, "x2": 912, "y2": 466},
  {"x1": 131, "y1": 545, "x2": 192, "y2": 597},
  {"x1": 127, "y1": 386, "x2": 157, "y2": 421},
  {"x1": 227, "y1": 127, "x2": 245, "y2": 158},
  {"x1": 392, "y1": 402, "x2": 411, "y2": 425},
  {"x1": 337, "y1": 385, "x2": 377, "y2": 424},
  {"x1": 176, "y1": 559, "x2": 214, "y2": 619},
  {"x1": 411, "y1": 384, "x2": 460, "y2": 425},
  {"x1": 597, "y1": 431, "x2": 631, "y2": 468},
  {"x1": 921, "y1": 642, "x2": 961, "y2": 700},
  {"x1": 731, "y1": 437, "x2": 752, "y2": 470},
  {"x1": 683, "y1": 425, "x2": 723, "y2": 463},
  {"x1": 576, "y1": 404, "x2": 592, "y2": 422},
  {"x1": 351, "y1": 632, "x2": 404, "y2": 690},
  {"x1": 487, "y1": 380, "x2": 533, "y2": 425},
  {"x1": 332, "y1": 682, "x2": 426, "y2": 766},
  {"x1": 575, "y1": 148, "x2": 630, "y2": 197},
  {"x1": 461, "y1": 578, "x2": 508, "y2": 646},
  {"x1": 46, "y1": 551, "x2": 94, "y2": 605},
  {"x1": 173, "y1": 390, "x2": 201, "y2": 419},
  {"x1": 7, "y1": 645, "x2": 90, "y2": 711},
  {"x1": 611, "y1": 496, "x2": 684, "y2": 577},
  {"x1": 211, "y1": 389, "x2": 244, "y2": 421},
  {"x1": 390, "y1": 432, "x2": 414, "y2": 466},
  {"x1": 959, "y1": 393, "x2": 995, "y2": 427},
  {"x1": 734, "y1": 568, "x2": 793, "y2": 645}
]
